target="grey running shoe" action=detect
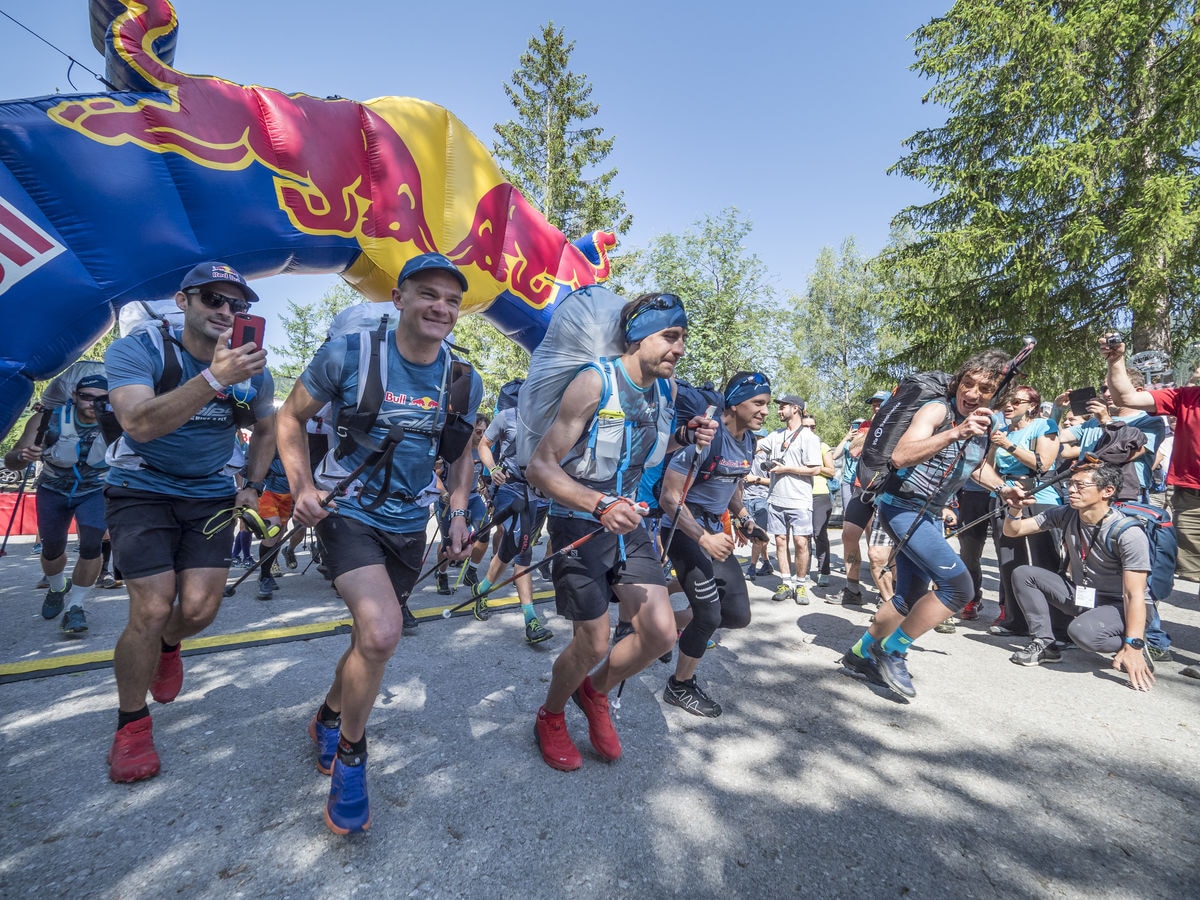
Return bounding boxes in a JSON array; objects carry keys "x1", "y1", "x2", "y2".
[
  {"x1": 663, "y1": 676, "x2": 722, "y2": 718},
  {"x1": 1010, "y1": 639, "x2": 1063, "y2": 667},
  {"x1": 793, "y1": 584, "x2": 810, "y2": 605},
  {"x1": 771, "y1": 584, "x2": 794, "y2": 603},
  {"x1": 869, "y1": 643, "x2": 916, "y2": 699},
  {"x1": 525, "y1": 617, "x2": 552, "y2": 644}
]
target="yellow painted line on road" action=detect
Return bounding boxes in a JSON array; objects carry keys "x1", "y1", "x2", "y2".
[{"x1": 0, "y1": 588, "x2": 554, "y2": 684}]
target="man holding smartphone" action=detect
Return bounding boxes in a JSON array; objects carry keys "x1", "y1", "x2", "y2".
[{"x1": 102, "y1": 261, "x2": 275, "y2": 784}]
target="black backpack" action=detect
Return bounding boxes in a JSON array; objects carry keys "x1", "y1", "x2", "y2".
[{"x1": 857, "y1": 372, "x2": 952, "y2": 493}]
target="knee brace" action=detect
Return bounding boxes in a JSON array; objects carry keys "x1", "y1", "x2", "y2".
[{"x1": 935, "y1": 571, "x2": 976, "y2": 615}]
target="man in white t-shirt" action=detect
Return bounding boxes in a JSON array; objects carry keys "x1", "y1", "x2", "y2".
[{"x1": 757, "y1": 395, "x2": 823, "y2": 603}]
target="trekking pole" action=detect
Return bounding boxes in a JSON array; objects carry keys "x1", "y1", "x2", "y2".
[
  {"x1": 440, "y1": 522, "x2": 608, "y2": 618},
  {"x1": 408, "y1": 506, "x2": 515, "y2": 593},
  {"x1": 223, "y1": 451, "x2": 382, "y2": 597},
  {"x1": 660, "y1": 406, "x2": 718, "y2": 564},
  {"x1": 0, "y1": 463, "x2": 36, "y2": 557},
  {"x1": 1, "y1": 405, "x2": 52, "y2": 558},
  {"x1": 888, "y1": 338, "x2": 1036, "y2": 564}
]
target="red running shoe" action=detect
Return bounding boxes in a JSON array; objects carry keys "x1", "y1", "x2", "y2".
[
  {"x1": 107, "y1": 717, "x2": 161, "y2": 783},
  {"x1": 571, "y1": 676, "x2": 622, "y2": 762},
  {"x1": 960, "y1": 598, "x2": 981, "y2": 621},
  {"x1": 150, "y1": 647, "x2": 183, "y2": 704},
  {"x1": 535, "y1": 707, "x2": 582, "y2": 771}
]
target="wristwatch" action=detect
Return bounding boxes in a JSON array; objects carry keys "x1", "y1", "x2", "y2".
[
  {"x1": 1123, "y1": 637, "x2": 1146, "y2": 650},
  {"x1": 243, "y1": 480, "x2": 265, "y2": 495}
]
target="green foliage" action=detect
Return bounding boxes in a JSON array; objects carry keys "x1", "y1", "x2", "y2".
[
  {"x1": 621, "y1": 209, "x2": 780, "y2": 389},
  {"x1": 270, "y1": 282, "x2": 363, "y2": 378},
  {"x1": 493, "y1": 22, "x2": 632, "y2": 238},
  {"x1": 781, "y1": 237, "x2": 901, "y2": 430},
  {"x1": 449, "y1": 315, "x2": 530, "y2": 413},
  {"x1": 886, "y1": 0, "x2": 1200, "y2": 380}
]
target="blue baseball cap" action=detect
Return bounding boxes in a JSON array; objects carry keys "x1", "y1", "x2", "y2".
[
  {"x1": 180, "y1": 261, "x2": 259, "y2": 303},
  {"x1": 397, "y1": 253, "x2": 469, "y2": 291},
  {"x1": 870, "y1": 391, "x2": 891, "y2": 404}
]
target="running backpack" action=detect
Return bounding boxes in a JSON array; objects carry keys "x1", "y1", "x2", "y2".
[
  {"x1": 317, "y1": 303, "x2": 476, "y2": 510},
  {"x1": 857, "y1": 372, "x2": 952, "y2": 493},
  {"x1": 496, "y1": 378, "x2": 524, "y2": 414},
  {"x1": 1105, "y1": 502, "x2": 1177, "y2": 602}
]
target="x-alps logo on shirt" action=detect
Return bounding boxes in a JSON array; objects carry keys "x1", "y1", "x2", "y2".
[{"x1": 384, "y1": 391, "x2": 439, "y2": 410}]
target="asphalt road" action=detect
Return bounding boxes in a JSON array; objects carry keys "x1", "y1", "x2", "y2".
[{"x1": 2, "y1": 529, "x2": 1198, "y2": 899}]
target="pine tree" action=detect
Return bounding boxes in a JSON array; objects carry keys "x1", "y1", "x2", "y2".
[{"x1": 493, "y1": 22, "x2": 632, "y2": 238}]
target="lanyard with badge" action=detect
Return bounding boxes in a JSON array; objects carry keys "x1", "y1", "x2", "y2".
[{"x1": 1073, "y1": 511, "x2": 1108, "y2": 609}]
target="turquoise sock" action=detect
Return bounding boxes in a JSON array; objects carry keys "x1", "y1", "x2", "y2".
[
  {"x1": 882, "y1": 627, "x2": 915, "y2": 656},
  {"x1": 521, "y1": 603, "x2": 536, "y2": 624},
  {"x1": 851, "y1": 631, "x2": 877, "y2": 659},
  {"x1": 476, "y1": 578, "x2": 492, "y2": 595}
]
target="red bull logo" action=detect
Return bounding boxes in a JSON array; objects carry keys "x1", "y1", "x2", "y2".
[
  {"x1": 384, "y1": 391, "x2": 439, "y2": 410},
  {"x1": 0, "y1": 196, "x2": 64, "y2": 296},
  {"x1": 44, "y1": 0, "x2": 612, "y2": 319}
]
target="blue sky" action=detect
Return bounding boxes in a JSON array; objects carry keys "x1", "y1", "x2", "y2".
[{"x1": 0, "y1": 0, "x2": 952, "y2": 336}]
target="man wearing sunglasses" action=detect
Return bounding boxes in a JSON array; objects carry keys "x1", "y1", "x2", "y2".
[
  {"x1": 102, "y1": 261, "x2": 275, "y2": 784},
  {"x1": 4, "y1": 372, "x2": 113, "y2": 634},
  {"x1": 527, "y1": 292, "x2": 717, "y2": 770}
]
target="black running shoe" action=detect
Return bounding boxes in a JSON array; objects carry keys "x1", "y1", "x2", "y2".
[
  {"x1": 282, "y1": 546, "x2": 298, "y2": 570},
  {"x1": 840, "y1": 649, "x2": 885, "y2": 686},
  {"x1": 463, "y1": 567, "x2": 479, "y2": 588},
  {"x1": 663, "y1": 676, "x2": 722, "y2": 718},
  {"x1": 401, "y1": 604, "x2": 419, "y2": 635},
  {"x1": 613, "y1": 621, "x2": 635, "y2": 644},
  {"x1": 525, "y1": 617, "x2": 553, "y2": 644},
  {"x1": 472, "y1": 583, "x2": 490, "y2": 622},
  {"x1": 436, "y1": 573, "x2": 452, "y2": 596}
]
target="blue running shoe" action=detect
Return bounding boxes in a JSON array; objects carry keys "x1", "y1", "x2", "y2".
[
  {"x1": 308, "y1": 713, "x2": 340, "y2": 775},
  {"x1": 325, "y1": 756, "x2": 371, "y2": 834},
  {"x1": 869, "y1": 643, "x2": 916, "y2": 699}
]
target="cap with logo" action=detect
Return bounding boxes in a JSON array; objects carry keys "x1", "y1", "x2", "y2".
[
  {"x1": 179, "y1": 261, "x2": 259, "y2": 304},
  {"x1": 397, "y1": 252, "x2": 469, "y2": 291}
]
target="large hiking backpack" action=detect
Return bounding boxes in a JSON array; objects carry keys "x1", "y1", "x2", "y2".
[
  {"x1": 857, "y1": 372, "x2": 952, "y2": 493},
  {"x1": 1106, "y1": 502, "x2": 1177, "y2": 602},
  {"x1": 515, "y1": 285, "x2": 627, "y2": 469}
]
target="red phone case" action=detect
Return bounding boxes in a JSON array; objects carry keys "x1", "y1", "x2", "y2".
[{"x1": 231, "y1": 313, "x2": 266, "y2": 349}]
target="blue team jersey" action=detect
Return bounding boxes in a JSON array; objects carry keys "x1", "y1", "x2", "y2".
[
  {"x1": 302, "y1": 331, "x2": 482, "y2": 532},
  {"x1": 104, "y1": 328, "x2": 275, "y2": 498}
]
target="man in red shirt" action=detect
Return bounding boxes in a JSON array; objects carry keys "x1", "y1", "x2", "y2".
[{"x1": 1101, "y1": 335, "x2": 1200, "y2": 582}]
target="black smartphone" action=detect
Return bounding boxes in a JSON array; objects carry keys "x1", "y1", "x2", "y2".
[
  {"x1": 1069, "y1": 386, "x2": 1097, "y2": 416},
  {"x1": 231, "y1": 313, "x2": 266, "y2": 349}
]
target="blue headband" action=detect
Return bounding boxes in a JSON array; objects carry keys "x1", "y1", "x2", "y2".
[
  {"x1": 625, "y1": 296, "x2": 689, "y2": 343},
  {"x1": 725, "y1": 375, "x2": 771, "y2": 408}
]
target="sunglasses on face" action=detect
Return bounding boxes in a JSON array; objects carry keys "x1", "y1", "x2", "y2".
[
  {"x1": 76, "y1": 392, "x2": 108, "y2": 403},
  {"x1": 188, "y1": 288, "x2": 250, "y2": 314}
]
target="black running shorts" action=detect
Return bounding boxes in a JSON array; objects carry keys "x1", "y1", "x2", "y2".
[
  {"x1": 104, "y1": 486, "x2": 235, "y2": 580},
  {"x1": 315, "y1": 513, "x2": 426, "y2": 600},
  {"x1": 547, "y1": 515, "x2": 666, "y2": 622}
]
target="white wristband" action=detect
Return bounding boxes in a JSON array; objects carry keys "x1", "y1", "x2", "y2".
[{"x1": 200, "y1": 367, "x2": 225, "y2": 392}]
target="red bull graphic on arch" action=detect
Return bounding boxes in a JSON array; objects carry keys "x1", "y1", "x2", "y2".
[{"x1": 0, "y1": 0, "x2": 615, "y2": 438}]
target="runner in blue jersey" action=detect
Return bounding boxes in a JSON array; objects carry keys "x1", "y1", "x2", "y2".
[
  {"x1": 660, "y1": 371, "x2": 771, "y2": 717},
  {"x1": 526, "y1": 292, "x2": 717, "y2": 772},
  {"x1": 841, "y1": 350, "x2": 1026, "y2": 700},
  {"x1": 4, "y1": 372, "x2": 112, "y2": 634},
  {"x1": 102, "y1": 261, "x2": 274, "y2": 784},
  {"x1": 276, "y1": 253, "x2": 483, "y2": 834}
]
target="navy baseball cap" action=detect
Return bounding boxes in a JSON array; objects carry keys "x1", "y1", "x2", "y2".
[
  {"x1": 180, "y1": 261, "x2": 259, "y2": 303},
  {"x1": 397, "y1": 253, "x2": 469, "y2": 291}
]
